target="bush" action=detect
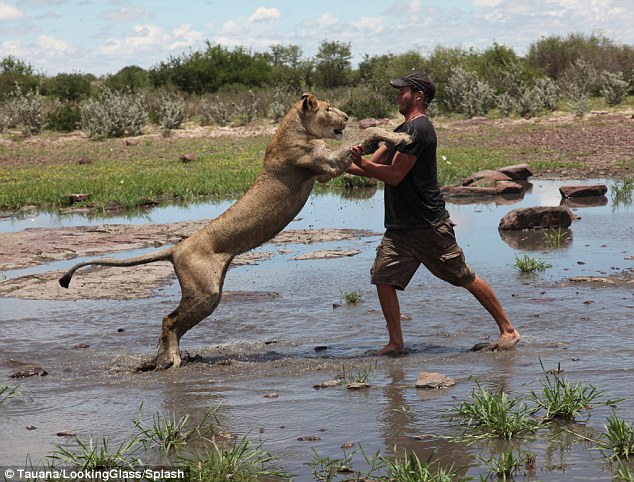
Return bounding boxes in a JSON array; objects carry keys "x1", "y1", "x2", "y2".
[
  {"x1": 200, "y1": 95, "x2": 231, "y2": 126},
  {"x1": 47, "y1": 72, "x2": 93, "y2": 101},
  {"x1": 7, "y1": 85, "x2": 45, "y2": 136},
  {"x1": 80, "y1": 87, "x2": 146, "y2": 139},
  {"x1": 445, "y1": 66, "x2": 495, "y2": 117},
  {"x1": 156, "y1": 94, "x2": 186, "y2": 137},
  {"x1": 600, "y1": 70, "x2": 630, "y2": 106},
  {"x1": 47, "y1": 102, "x2": 81, "y2": 132},
  {"x1": 341, "y1": 89, "x2": 393, "y2": 119}
]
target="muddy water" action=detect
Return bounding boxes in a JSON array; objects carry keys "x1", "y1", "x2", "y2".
[{"x1": 1, "y1": 179, "x2": 633, "y2": 481}]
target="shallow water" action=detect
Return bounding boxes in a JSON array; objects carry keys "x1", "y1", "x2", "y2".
[{"x1": 1, "y1": 179, "x2": 633, "y2": 481}]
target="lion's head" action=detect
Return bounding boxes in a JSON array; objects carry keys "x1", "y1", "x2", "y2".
[{"x1": 298, "y1": 93, "x2": 348, "y2": 141}]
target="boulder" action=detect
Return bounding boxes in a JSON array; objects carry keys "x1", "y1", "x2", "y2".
[
  {"x1": 497, "y1": 163, "x2": 533, "y2": 180},
  {"x1": 462, "y1": 170, "x2": 512, "y2": 186},
  {"x1": 499, "y1": 206, "x2": 575, "y2": 231},
  {"x1": 358, "y1": 118, "x2": 379, "y2": 129},
  {"x1": 441, "y1": 181, "x2": 524, "y2": 198},
  {"x1": 415, "y1": 372, "x2": 456, "y2": 389},
  {"x1": 559, "y1": 184, "x2": 608, "y2": 198}
]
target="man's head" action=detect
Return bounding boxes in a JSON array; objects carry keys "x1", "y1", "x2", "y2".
[{"x1": 389, "y1": 71, "x2": 435, "y2": 109}]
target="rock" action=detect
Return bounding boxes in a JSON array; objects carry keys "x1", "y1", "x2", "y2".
[
  {"x1": 441, "y1": 181, "x2": 524, "y2": 197},
  {"x1": 314, "y1": 380, "x2": 342, "y2": 389},
  {"x1": 298, "y1": 435, "x2": 321, "y2": 441},
  {"x1": 10, "y1": 366, "x2": 48, "y2": 378},
  {"x1": 346, "y1": 382, "x2": 371, "y2": 390},
  {"x1": 498, "y1": 206, "x2": 575, "y2": 231},
  {"x1": 263, "y1": 392, "x2": 279, "y2": 399},
  {"x1": 415, "y1": 372, "x2": 455, "y2": 389},
  {"x1": 72, "y1": 344, "x2": 90, "y2": 350},
  {"x1": 179, "y1": 154, "x2": 196, "y2": 163},
  {"x1": 559, "y1": 184, "x2": 608, "y2": 198},
  {"x1": 69, "y1": 193, "x2": 91, "y2": 204},
  {"x1": 125, "y1": 139, "x2": 140, "y2": 146},
  {"x1": 497, "y1": 163, "x2": 533, "y2": 180},
  {"x1": 56, "y1": 430, "x2": 76, "y2": 437},
  {"x1": 77, "y1": 157, "x2": 92, "y2": 165},
  {"x1": 294, "y1": 249, "x2": 360, "y2": 260},
  {"x1": 462, "y1": 170, "x2": 512, "y2": 186},
  {"x1": 358, "y1": 118, "x2": 378, "y2": 129}
]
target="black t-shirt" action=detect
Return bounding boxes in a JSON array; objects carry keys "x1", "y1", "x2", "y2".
[{"x1": 383, "y1": 116, "x2": 449, "y2": 229}]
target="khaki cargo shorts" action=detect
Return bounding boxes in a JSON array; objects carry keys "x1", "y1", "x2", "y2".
[{"x1": 370, "y1": 219, "x2": 476, "y2": 290}]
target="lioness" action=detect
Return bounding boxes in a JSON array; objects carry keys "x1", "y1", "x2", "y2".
[{"x1": 59, "y1": 94, "x2": 411, "y2": 369}]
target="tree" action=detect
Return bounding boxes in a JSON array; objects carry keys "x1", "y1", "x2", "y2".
[
  {"x1": 268, "y1": 44, "x2": 310, "y2": 91},
  {"x1": 105, "y1": 66, "x2": 150, "y2": 93},
  {"x1": 46, "y1": 72, "x2": 94, "y2": 101},
  {"x1": 149, "y1": 42, "x2": 272, "y2": 94},
  {"x1": 0, "y1": 56, "x2": 39, "y2": 99},
  {"x1": 314, "y1": 40, "x2": 352, "y2": 89}
]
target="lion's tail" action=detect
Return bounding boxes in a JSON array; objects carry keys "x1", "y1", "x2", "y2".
[{"x1": 58, "y1": 247, "x2": 174, "y2": 289}]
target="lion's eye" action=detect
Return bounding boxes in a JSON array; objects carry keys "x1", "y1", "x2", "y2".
[{"x1": 326, "y1": 106, "x2": 332, "y2": 112}]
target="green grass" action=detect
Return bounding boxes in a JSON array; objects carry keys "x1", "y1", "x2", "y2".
[
  {"x1": 0, "y1": 385, "x2": 20, "y2": 404},
  {"x1": 513, "y1": 254, "x2": 553, "y2": 274},
  {"x1": 542, "y1": 227, "x2": 571, "y2": 249},
  {"x1": 340, "y1": 289, "x2": 363, "y2": 304},
  {"x1": 0, "y1": 135, "x2": 267, "y2": 211},
  {"x1": 452, "y1": 379, "x2": 541, "y2": 441},
  {"x1": 528, "y1": 361, "x2": 622, "y2": 421}
]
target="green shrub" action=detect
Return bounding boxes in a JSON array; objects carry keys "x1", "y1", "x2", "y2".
[
  {"x1": 80, "y1": 87, "x2": 146, "y2": 139},
  {"x1": 341, "y1": 89, "x2": 393, "y2": 119},
  {"x1": 7, "y1": 85, "x2": 45, "y2": 135},
  {"x1": 601, "y1": 71, "x2": 630, "y2": 106},
  {"x1": 445, "y1": 67, "x2": 495, "y2": 117},
  {"x1": 46, "y1": 101, "x2": 81, "y2": 132},
  {"x1": 156, "y1": 94, "x2": 186, "y2": 137}
]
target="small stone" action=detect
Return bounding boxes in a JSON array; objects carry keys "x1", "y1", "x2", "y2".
[
  {"x1": 10, "y1": 366, "x2": 48, "y2": 378},
  {"x1": 69, "y1": 193, "x2": 91, "y2": 204},
  {"x1": 263, "y1": 392, "x2": 279, "y2": 399},
  {"x1": 298, "y1": 435, "x2": 321, "y2": 441},
  {"x1": 415, "y1": 372, "x2": 455, "y2": 389},
  {"x1": 56, "y1": 430, "x2": 76, "y2": 437},
  {"x1": 314, "y1": 380, "x2": 342, "y2": 389},
  {"x1": 347, "y1": 382, "x2": 371, "y2": 390}
]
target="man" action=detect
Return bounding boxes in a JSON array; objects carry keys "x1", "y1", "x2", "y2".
[{"x1": 347, "y1": 71, "x2": 520, "y2": 356}]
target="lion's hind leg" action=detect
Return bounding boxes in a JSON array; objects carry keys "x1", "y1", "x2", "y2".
[{"x1": 155, "y1": 253, "x2": 233, "y2": 369}]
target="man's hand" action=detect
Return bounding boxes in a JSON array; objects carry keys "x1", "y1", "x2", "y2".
[{"x1": 349, "y1": 144, "x2": 365, "y2": 168}]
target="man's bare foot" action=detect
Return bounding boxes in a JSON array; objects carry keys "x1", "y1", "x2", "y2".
[
  {"x1": 497, "y1": 329, "x2": 521, "y2": 350},
  {"x1": 377, "y1": 342, "x2": 406, "y2": 356}
]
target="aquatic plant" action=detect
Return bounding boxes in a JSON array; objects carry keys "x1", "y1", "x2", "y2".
[
  {"x1": 182, "y1": 435, "x2": 287, "y2": 481},
  {"x1": 339, "y1": 361, "x2": 377, "y2": 384},
  {"x1": 478, "y1": 449, "x2": 534, "y2": 481},
  {"x1": 133, "y1": 404, "x2": 219, "y2": 454},
  {"x1": 602, "y1": 413, "x2": 634, "y2": 460},
  {"x1": 512, "y1": 254, "x2": 552, "y2": 274},
  {"x1": 528, "y1": 361, "x2": 622, "y2": 421},
  {"x1": 381, "y1": 447, "x2": 469, "y2": 482},
  {"x1": 306, "y1": 445, "x2": 359, "y2": 481},
  {"x1": 340, "y1": 289, "x2": 363, "y2": 304},
  {"x1": 452, "y1": 379, "x2": 541, "y2": 441},
  {"x1": 611, "y1": 177, "x2": 634, "y2": 207},
  {"x1": 613, "y1": 457, "x2": 634, "y2": 481},
  {"x1": 0, "y1": 385, "x2": 20, "y2": 404},
  {"x1": 542, "y1": 227, "x2": 571, "y2": 249},
  {"x1": 48, "y1": 434, "x2": 143, "y2": 470}
]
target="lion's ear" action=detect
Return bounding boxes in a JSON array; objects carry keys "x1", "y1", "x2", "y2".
[{"x1": 301, "y1": 93, "x2": 319, "y2": 112}]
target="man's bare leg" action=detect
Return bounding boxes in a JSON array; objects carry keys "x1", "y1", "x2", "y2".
[
  {"x1": 463, "y1": 276, "x2": 520, "y2": 349},
  {"x1": 376, "y1": 284, "x2": 406, "y2": 355}
]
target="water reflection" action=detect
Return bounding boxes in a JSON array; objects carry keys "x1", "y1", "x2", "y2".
[
  {"x1": 560, "y1": 196, "x2": 609, "y2": 208},
  {"x1": 499, "y1": 228, "x2": 574, "y2": 251}
]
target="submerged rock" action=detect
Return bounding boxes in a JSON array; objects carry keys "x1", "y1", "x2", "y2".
[
  {"x1": 415, "y1": 372, "x2": 455, "y2": 389},
  {"x1": 10, "y1": 366, "x2": 48, "y2": 378}
]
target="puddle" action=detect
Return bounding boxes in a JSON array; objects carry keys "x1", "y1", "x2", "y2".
[{"x1": 1, "y1": 179, "x2": 633, "y2": 480}]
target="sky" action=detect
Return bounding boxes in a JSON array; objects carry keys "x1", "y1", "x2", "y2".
[{"x1": 0, "y1": 0, "x2": 632, "y2": 77}]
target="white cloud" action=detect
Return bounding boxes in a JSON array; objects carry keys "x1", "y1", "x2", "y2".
[
  {"x1": 37, "y1": 35, "x2": 70, "y2": 55},
  {"x1": 248, "y1": 7, "x2": 280, "y2": 22},
  {"x1": 352, "y1": 16, "x2": 384, "y2": 33},
  {"x1": 170, "y1": 23, "x2": 204, "y2": 50},
  {"x1": 127, "y1": 24, "x2": 169, "y2": 50},
  {"x1": 316, "y1": 12, "x2": 338, "y2": 28},
  {"x1": 1, "y1": 39, "x2": 27, "y2": 57},
  {"x1": 0, "y1": 2, "x2": 25, "y2": 21},
  {"x1": 473, "y1": 0, "x2": 503, "y2": 6},
  {"x1": 98, "y1": 6, "x2": 152, "y2": 22}
]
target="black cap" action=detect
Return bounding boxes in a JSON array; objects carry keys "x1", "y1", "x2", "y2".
[{"x1": 389, "y1": 71, "x2": 436, "y2": 105}]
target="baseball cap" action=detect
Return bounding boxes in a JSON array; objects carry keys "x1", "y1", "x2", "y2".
[{"x1": 389, "y1": 71, "x2": 436, "y2": 104}]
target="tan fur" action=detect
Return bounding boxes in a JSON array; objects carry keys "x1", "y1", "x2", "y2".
[{"x1": 59, "y1": 94, "x2": 411, "y2": 369}]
